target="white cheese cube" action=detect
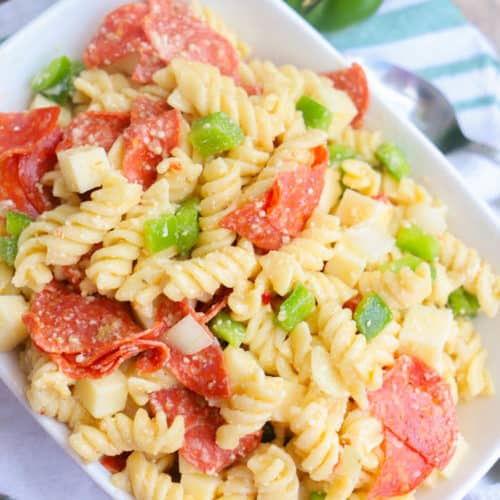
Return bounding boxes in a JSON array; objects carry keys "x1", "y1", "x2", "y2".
[
  {"x1": 0, "y1": 295, "x2": 29, "y2": 351},
  {"x1": 336, "y1": 189, "x2": 392, "y2": 228},
  {"x1": 57, "y1": 146, "x2": 111, "y2": 193},
  {"x1": 325, "y1": 241, "x2": 366, "y2": 287},
  {"x1": 74, "y1": 370, "x2": 127, "y2": 419},
  {"x1": 343, "y1": 223, "x2": 394, "y2": 264},
  {"x1": 399, "y1": 304, "x2": 453, "y2": 372},
  {"x1": 30, "y1": 93, "x2": 72, "y2": 127}
]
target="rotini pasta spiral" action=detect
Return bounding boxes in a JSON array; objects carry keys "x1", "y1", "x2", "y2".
[
  {"x1": 228, "y1": 137, "x2": 270, "y2": 185},
  {"x1": 333, "y1": 126, "x2": 383, "y2": 164},
  {"x1": 439, "y1": 232, "x2": 500, "y2": 317},
  {"x1": 68, "y1": 408, "x2": 184, "y2": 462},
  {"x1": 13, "y1": 204, "x2": 79, "y2": 291},
  {"x1": 216, "y1": 347, "x2": 286, "y2": 450},
  {"x1": 192, "y1": 158, "x2": 241, "y2": 257},
  {"x1": 126, "y1": 365, "x2": 178, "y2": 406},
  {"x1": 43, "y1": 171, "x2": 142, "y2": 267},
  {"x1": 382, "y1": 173, "x2": 432, "y2": 205},
  {"x1": 341, "y1": 159, "x2": 381, "y2": 197},
  {"x1": 85, "y1": 178, "x2": 174, "y2": 294},
  {"x1": 247, "y1": 444, "x2": 299, "y2": 500},
  {"x1": 288, "y1": 394, "x2": 346, "y2": 480},
  {"x1": 217, "y1": 463, "x2": 257, "y2": 499}
]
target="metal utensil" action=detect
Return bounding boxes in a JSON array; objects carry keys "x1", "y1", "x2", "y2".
[{"x1": 361, "y1": 59, "x2": 500, "y2": 161}]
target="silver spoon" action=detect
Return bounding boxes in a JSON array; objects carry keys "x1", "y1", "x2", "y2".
[{"x1": 361, "y1": 59, "x2": 500, "y2": 162}]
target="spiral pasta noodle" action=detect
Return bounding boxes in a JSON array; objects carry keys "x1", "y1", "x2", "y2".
[
  {"x1": 341, "y1": 159, "x2": 381, "y2": 197},
  {"x1": 192, "y1": 158, "x2": 242, "y2": 257},
  {"x1": 85, "y1": 178, "x2": 174, "y2": 294},
  {"x1": 68, "y1": 408, "x2": 184, "y2": 462},
  {"x1": 382, "y1": 173, "x2": 432, "y2": 206},
  {"x1": 247, "y1": 444, "x2": 299, "y2": 500},
  {"x1": 126, "y1": 365, "x2": 178, "y2": 406},
  {"x1": 228, "y1": 137, "x2": 270, "y2": 185},
  {"x1": 333, "y1": 126, "x2": 383, "y2": 164},
  {"x1": 217, "y1": 464, "x2": 257, "y2": 499}
]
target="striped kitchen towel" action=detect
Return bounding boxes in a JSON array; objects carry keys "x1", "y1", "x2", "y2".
[{"x1": 324, "y1": 0, "x2": 500, "y2": 151}]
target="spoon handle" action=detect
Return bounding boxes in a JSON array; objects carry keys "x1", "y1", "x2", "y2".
[{"x1": 466, "y1": 141, "x2": 500, "y2": 164}]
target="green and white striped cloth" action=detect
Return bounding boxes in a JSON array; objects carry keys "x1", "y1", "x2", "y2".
[{"x1": 325, "y1": 0, "x2": 500, "y2": 151}]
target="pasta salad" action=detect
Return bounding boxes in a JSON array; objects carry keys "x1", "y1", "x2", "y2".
[{"x1": 0, "y1": 1, "x2": 498, "y2": 499}]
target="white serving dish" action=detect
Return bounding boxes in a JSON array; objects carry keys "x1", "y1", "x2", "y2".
[{"x1": 0, "y1": 1, "x2": 498, "y2": 499}]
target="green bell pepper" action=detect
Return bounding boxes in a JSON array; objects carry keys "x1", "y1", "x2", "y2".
[
  {"x1": 328, "y1": 143, "x2": 358, "y2": 165},
  {"x1": 309, "y1": 493, "x2": 327, "y2": 500},
  {"x1": 276, "y1": 284, "x2": 316, "y2": 332},
  {"x1": 5, "y1": 211, "x2": 32, "y2": 239},
  {"x1": 354, "y1": 293, "x2": 392, "y2": 340},
  {"x1": 376, "y1": 142, "x2": 411, "y2": 180},
  {"x1": 209, "y1": 311, "x2": 246, "y2": 347},
  {"x1": 0, "y1": 237, "x2": 18, "y2": 267},
  {"x1": 448, "y1": 287, "x2": 479, "y2": 318},
  {"x1": 396, "y1": 225, "x2": 440, "y2": 262},
  {"x1": 175, "y1": 198, "x2": 200, "y2": 255},
  {"x1": 143, "y1": 213, "x2": 178, "y2": 254},
  {"x1": 296, "y1": 95, "x2": 332, "y2": 131},
  {"x1": 381, "y1": 254, "x2": 437, "y2": 280}
]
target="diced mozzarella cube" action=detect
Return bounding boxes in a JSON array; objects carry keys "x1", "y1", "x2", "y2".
[
  {"x1": 74, "y1": 370, "x2": 127, "y2": 418},
  {"x1": 343, "y1": 223, "x2": 394, "y2": 263},
  {"x1": 336, "y1": 189, "x2": 392, "y2": 229},
  {"x1": 405, "y1": 203, "x2": 447, "y2": 236},
  {"x1": 399, "y1": 304, "x2": 454, "y2": 372},
  {"x1": 57, "y1": 146, "x2": 111, "y2": 193},
  {"x1": 325, "y1": 241, "x2": 366, "y2": 287},
  {"x1": 0, "y1": 295, "x2": 29, "y2": 351}
]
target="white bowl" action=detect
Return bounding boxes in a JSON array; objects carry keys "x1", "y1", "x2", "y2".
[{"x1": 0, "y1": 1, "x2": 498, "y2": 499}]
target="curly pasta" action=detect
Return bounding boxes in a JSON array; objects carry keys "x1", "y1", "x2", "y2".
[
  {"x1": 227, "y1": 137, "x2": 270, "y2": 185},
  {"x1": 227, "y1": 277, "x2": 267, "y2": 322},
  {"x1": 216, "y1": 347, "x2": 286, "y2": 450},
  {"x1": 68, "y1": 408, "x2": 184, "y2": 462},
  {"x1": 358, "y1": 263, "x2": 433, "y2": 310},
  {"x1": 247, "y1": 444, "x2": 299, "y2": 500},
  {"x1": 341, "y1": 159, "x2": 381, "y2": 197},
  {"x1": 42, "y1": 172, "x2": 142, "y2": 267},
  {"x1": 333, "y1": 126, "x2": 383, "y2": 164},
  {"x1": 13, "y1": 204, "x2": 79, "y2": 291},
  {"x1": 116, "y1": 451, "x2": 184, "y2": 500},
  {"x1": 192, "y1": 158, "x2": 241, "y2": 257},
  {"x1": 217, "y1": 464, "x2": 257, "y2": 499},
  {"x1": 166, "y1": 59, "x2": 287, "y2": 151},
  {"x1": 85, "y1": 178, "x2": 174, "y2": 294},
  {"x1": 382, "y1": 173, "x2": 432, "y2": 205},
  {"x1": 126, "y1": 365, "x2": 178, "y2": 406},
  {"x1": 439, "y1": 232, "x2": 500, "y2": 317},
  {"x1": 162, "y1": 245, "x2": 258, "y2": 302},
  {"x1": 288, "y1": 394, "x2": 346, "y2": 481}
]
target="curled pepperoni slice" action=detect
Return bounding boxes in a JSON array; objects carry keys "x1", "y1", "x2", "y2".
[
  {"x1": 143, "y1": 0, "x2": 239, "y2": 77},
  {"x1": 0, "y1": 107, "x2": 60, "y2": 163},
  {"x1": 57, "y1": 111, "x2": 130, "y2": 152},
  {"x1": 369, "y1": 354, "x2": 458, "y2": 470},
  {"x1": 123, "y1": 97, "x2": 181, "y2": 188},
  {"x1": 324, "y1": 63, "x2": 369, "y2": 129},
  {"x1": 83, "y1": 3, "x2": 149, "y2": 69},
  {"x1": 150, "y1": 387, "x2": 261, "y2": 474},
  {"x1": 100, "y1": 453, "x2": 130, "y2": 474},
  {"x1": 369, "y1": 428, "x2": 433, "y2": 499}
]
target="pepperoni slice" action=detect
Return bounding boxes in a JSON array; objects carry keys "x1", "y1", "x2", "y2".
[
  {"x1": 267, "y1": 164, "x2": 326, "y2": 237},
  {"x1": 324, "y1": 63, "x2": 369, "y2": 129},
  {"x1": 150, "y1": 387, "x2": 261, "y2": 474},
  {"x1": 140, "y1": 297, "x2": 231, "y2": 399},
  {"x1": 220, "y1": 193, "x2": 283, "y2": 251},
  {"x1": 369, "y1": 354, "x2": 458, "y2": 470},
  {"x1": 142, "y1": 0, "x2": 239, "y2": 77},
  {"x1": 369, "y1": 428, "x2": 433, "y2": 499},
  {"x1": 133, "y1": 45, "x2": 166, "y2": 83},
  {"x1": 57, "y1": 111, "x2": 130, "y2": 152},
  {"x1": 123, "y1": 98, "x2": 181, "y2": 188},
  {"x1": 343, "y1": 294, "x2": 361, "y2": 314},
  {"x1": 100, "y1": 453, "x2": 130, "y2": 474},
  {"x1": 18, "y1": 127, "x2": 62, "y2": 213},
  {"x1": 0, "y1": 108, "x2": 60, "y2": 163},
  {"x1": 0, "y1": 156, "x2": 38, "y2": 217},
  {"x1": 83, "y1": 3, "x2": 149, "y2": 68}
]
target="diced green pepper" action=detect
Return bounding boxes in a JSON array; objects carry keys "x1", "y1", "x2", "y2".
[
  {"x1": 354, "y1": 293, "x2": 392, "y2": 340},
  {"x1": 209, "y1": 311, "x2": 246, "y2": 347},
  {"x1": 396, "y1": 225, "x2": 440, "y2": 262},
  {"x1": 143, "y1": 213, "x2": 178, "y2": 254},
  {"x1": 70, "y1": 60, "x2": 86, "y2": 77},
  {"x1": 38, "y1": 58, "x2": 86, "y2": 105},
  {"x1": 276, "y1": 284, "x2": 315, "y2": 332},
  {"x1": 296, "y1": 95, "x2": 332, "y2": 131},
  {"x1": 175, "y1": 198, "x2": 200, "y2": 256},
  {"x1": 328, "y1": 143, "x2": 358, "y2": 165},
  {"x1": 309, "y1": 493, "x2": 327, "y2": 500},
  {"x1": 6, "y1": 211, "x2": 32, "y2": 238},
  {"x1": 0, "y1": 237, "x2": 18, "y2": 267},
  {"x1": 190, "y1": 112, "x2": 244, "y2": 157},
  {"x1": 261, "y1": 422, "x2": 276, "y2": 443},
  {"x1": 32, "y1": 55, "x2": 71, "y2": 91},
  {"x1": 448, "y1": 287, "x2": 479, "y2": 318},
  {"x1": 381, "y1": 254, "x2": 437, "y2": 280},
  {"x1": 376, "y1": 142, "x2": 411, "y2": 180}
]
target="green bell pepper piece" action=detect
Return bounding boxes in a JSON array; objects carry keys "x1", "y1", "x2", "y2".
[
  {"x1": 396, "y1": 225, "x2": 440, "y2": 262},
  {"x1": 0, "y1": 237, "x2": 18, "y2": 267},
  {"x1": 328, "y1": 143, "x2": 358, "y2": 165},
  {"x1": 296, "y1": 95, "x2": 332, "y2": 131},
  {"x1": 5, "y1": 211, "x2": 32, "y2": 238},
  {"x1": 143, "y1": 213, "x2": 178, "y2": 254},
  {"x1": 448, "y1": 287, "x2": 479, "y2": 318},
  {"x1": 190, "y1": 112, "x2": 244, "y2": 157},
  {"x1": 309, "y1": 493, "x2": 327, "y2": 500},
  {"x1": 354, "y1": 293, "x2": 392, "y2": 340},
  {"x1": 276, "y1": 284, "x2": 315, "y2": 332},
  {"x1": 32, "y1": 55, "x2": 71, "y2": 91},
  {"x1": 381, "y1": 254, "x2": 437, "y2": 280},
  {"x1": 209, "y1": 311, "x2": 246, "y2": 347},
  {"x1": 376, "y1": 142, "x2": 411, "y2": 180},
  {"x1": 175, "y1": 198, "x2": 200, "y2": 256}
]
